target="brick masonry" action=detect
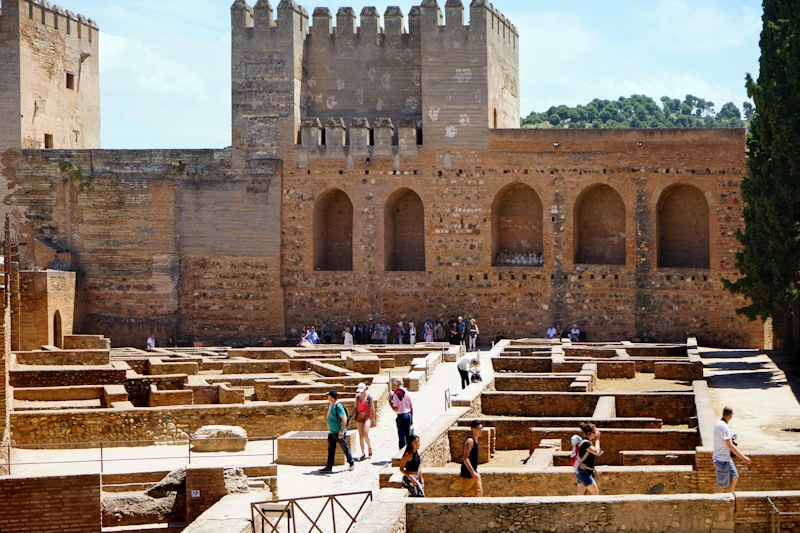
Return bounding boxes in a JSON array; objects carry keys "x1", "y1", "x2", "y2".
[{"x1": 0, "y1": 473, "x2": 101, "y2": 532}]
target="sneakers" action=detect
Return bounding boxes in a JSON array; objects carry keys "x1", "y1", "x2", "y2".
[
  {"x1": 316, "y1": 468, "x2": 333, "y2": 474},
  {"x1": 348, "y1": 462, "x2": 355, "y2": 471}
]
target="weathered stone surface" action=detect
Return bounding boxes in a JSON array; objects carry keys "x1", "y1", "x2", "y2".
[{"x1": 191, "y1": 425, "x2": 248, "y2": 452}]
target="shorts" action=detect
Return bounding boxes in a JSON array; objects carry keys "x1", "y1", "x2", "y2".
[
  {"x1": 714, "y1": 459, "x2": 738, "y2": 487},
  {"x1": 459, "y1": 475, "x2": 483, "y2": 497},
  {"x1": 576, "y1": 468, "x2": 595, "y2": 487}
]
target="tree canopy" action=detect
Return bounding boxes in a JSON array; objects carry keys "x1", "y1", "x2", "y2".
[
  {"x1": 521, "y1": 94, "x2": 747, "y2": 129},
  {"x1": 723, "y1": 0, "x2": 800, "y2": 325}
]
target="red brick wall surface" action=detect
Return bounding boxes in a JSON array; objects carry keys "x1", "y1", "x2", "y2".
[{"x1": 0, "y1": 474, "x2": 101, "y2": 532}]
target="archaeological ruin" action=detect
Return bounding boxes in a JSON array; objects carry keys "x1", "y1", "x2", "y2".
[{"x1": 0, "y1": 0, "x2": 798, "y2": 532}]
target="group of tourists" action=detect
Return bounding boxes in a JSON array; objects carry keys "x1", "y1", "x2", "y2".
[{"x1": 298, "y1": 315, "x2": 482, "y2": 347}]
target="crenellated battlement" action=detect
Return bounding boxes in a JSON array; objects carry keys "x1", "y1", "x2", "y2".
[
  {"x1": 231, "y1": 0, "x2": 520, "y2": 158},
  {"x1": 299, "y1": 116, "x2": 420, "y2": 157},
  {"x1": 232, "y1": 0, "x2": 516, "y2": 43},
  {"x1": 11, "y1": 0, "x2": 99, "y2": 35}
]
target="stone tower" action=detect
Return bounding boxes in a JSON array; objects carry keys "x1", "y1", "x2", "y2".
[
  {"x1": 230, "y1": 0, "x2": 519, "y2": 163},
  {"x1": 0, "y1": 0, "x2": 100, "y2": 150}
]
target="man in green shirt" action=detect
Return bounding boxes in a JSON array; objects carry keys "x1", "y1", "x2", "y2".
[{"x1": 317, "y1": 390, "x2": 355, "y2": 473}]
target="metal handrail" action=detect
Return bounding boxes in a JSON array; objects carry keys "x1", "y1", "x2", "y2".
[
  {"x1": 6, "y1": 435, "x2": 276, "y2": 476},
  {"x1": 251, "y1": 490, "x2": 373, "y2": 533},
  {"x1": 768, "y1": 496, "x2": 800, "y2": 533}
]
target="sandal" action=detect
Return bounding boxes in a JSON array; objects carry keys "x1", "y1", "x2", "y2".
[
  {"x1": 368, "y1": 449, "x2": 373, "y2": 458},
  {"x1": 359, "y1": 454, "x2": 366, "y2": 461}
]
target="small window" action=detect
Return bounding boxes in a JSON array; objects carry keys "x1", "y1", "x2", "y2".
[
  {"x1": 66, "y1": 19, "x2": 71, "y2": 35},
  {"x1": 77, "y1": 23, "x2": 82, "y2": 39},
  {"x1": 88, "y1": 27, "x2": 92, "y2": 42},
  {"x1": 44, "y1": 134, "x2": 54, "y2": 149},
  {"x1": 66, "y1": 73, "x2": 75, "y2": 90}
]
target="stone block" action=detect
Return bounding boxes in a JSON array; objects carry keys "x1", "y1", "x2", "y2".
[
  {"x1": 277, "y1": 430, "x2": 356, "y2": 466},
  {"x1": 191, "y1": 425, "x2": 248, "y2": 452}
]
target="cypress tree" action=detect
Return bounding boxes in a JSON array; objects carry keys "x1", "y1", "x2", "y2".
[{"x1": 723, "y1": 0, "x2": 800, "y2": 326}]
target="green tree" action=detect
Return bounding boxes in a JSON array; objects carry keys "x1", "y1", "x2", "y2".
[{"x1": 723, "y1": 0, "x2": 800, "y2": 326}]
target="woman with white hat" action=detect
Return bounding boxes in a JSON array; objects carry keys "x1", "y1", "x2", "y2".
[{"x1": 354, "y1": 382, "x2": 376, "y2": 460}]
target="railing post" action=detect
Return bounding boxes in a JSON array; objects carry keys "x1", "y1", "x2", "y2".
[
  {"x1": 188, "y1": 437, "x2": 192, "y2": 465},
  {"x1": 100, "y1": 442, "x2": 104, "y2": 474},
  {"x1": 7, "y1": 440, "x2": 11, "y2": 475}
]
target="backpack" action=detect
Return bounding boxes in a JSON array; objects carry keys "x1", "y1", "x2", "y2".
[
  {"x1": 337, "y1": 402, "x2": 352, "y2": 427},
  {"x1": 570, "y1": 439, "x2": 591, "y2": 468}
]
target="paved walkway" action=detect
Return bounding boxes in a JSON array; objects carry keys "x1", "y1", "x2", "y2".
[
  {"x1": 700, "y1": 346, "x2": 800, "y2": 452},
  {"x1": 276, "y1": 351, "x2": 472, "y2": 499}
]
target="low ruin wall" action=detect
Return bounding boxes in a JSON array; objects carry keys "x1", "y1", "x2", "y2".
[
  {"x1": 481, "y1": 392, "x2": 695, "y2": 425},
  {"x1": 404, "y1": 493, "x2": 731, "y2": 532},
  {"x1": 14, "y1": 349, "x2": 110, "y2": 366},
  {"x1": 0, "y1": 474, "x2": 101, "y2": 532},
  {"x1": 10, "y1": 401, "x2": 336, "y2": 446},
  {"x1": 10, "y1": 367, "x2": 127, "y2": 387}
]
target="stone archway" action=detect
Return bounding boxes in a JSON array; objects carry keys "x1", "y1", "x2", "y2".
[
  {"x1": 657, "y1": 184, "x2": 710, "y2": 268},
  {"x1": 385, "y1": 188, "x2": 425, "y2": 271},
  {"x1": 574, "y1": 184, "x2": 626, "y2": 265},
  {"x1": 313, "y1": 189, "x2": 353, "y2": 271}
]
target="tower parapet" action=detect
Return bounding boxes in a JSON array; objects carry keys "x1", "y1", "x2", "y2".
[
  {"x1": 0, "y1": 0, "x2": 100, "y2": 150},
  {"x1": 230, "y1": 0, "x2": 518, "y2": 160}
]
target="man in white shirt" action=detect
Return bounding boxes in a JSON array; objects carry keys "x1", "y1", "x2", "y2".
[
  {"x1": 146, "y1": 334, "x2": 156, "y2": 350},
  {"x1": 546, "y1": 325, "x2": 557, "y2": 339},
  {"x1": 713, "y1": 406, "x2": 751, "y2": 492}
]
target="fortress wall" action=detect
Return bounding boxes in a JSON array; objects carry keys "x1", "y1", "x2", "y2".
[
  {"x1": 0, "y1": 1, "x2": 23, "y2": 150},
  {"x1": 6, "y1": 148, "x2": 285, "y2": 347},
  {"x1": 280, "y1": 128, "x2": 763, "y2": 348},
  {"x1": 15, "y1": 0, "x2": 100, "y2": 149},
  {"x1": 302, "y1": 7, "x2": 423, "y2": 131}
]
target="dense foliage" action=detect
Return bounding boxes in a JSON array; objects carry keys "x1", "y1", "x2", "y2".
[
  {"x1": 521, "y1": 94, "x2": 750, "y2": 129},
  {"x1": 723, "y1": 0, "x2": 800, "y2": 325}
]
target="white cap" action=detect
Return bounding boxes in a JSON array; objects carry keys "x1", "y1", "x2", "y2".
[{"x1": 356, "y1": 382, "x2": 366, "y2": 393}]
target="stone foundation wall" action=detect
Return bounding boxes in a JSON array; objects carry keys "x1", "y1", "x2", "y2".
[
  {"x1": 14, "y1": 349, "x2": 109, "y2": 365},
  {"x1": 0, "y1": 474, "x2": 101, "y2": 532},
  {"x1": 10, "y1": 401, "x2": 333, "y2": 445},
  {"x1": 10, "y1": 367, "x2": 126, "y2": 387},
  {"x1": 404, "y1": 493, "x2": 732, "y2": 532},
  {"x1": 125, "y1": 375, "x2": 188, "y2": 407}
]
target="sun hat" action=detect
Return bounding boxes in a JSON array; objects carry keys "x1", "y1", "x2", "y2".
[{"x1": 356, "y1": 382, "x2": 366, "y2": 393}]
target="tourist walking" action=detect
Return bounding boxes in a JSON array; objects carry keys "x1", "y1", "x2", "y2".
[
  {"x1": 390, "y1": 378, "x2": 414, "y2": 448},
  {"x1": 459, "y1": 420, "x2": 483, "y2": 497},
  {"x1": 423, "y1": 320, "x2": 434, "y2": 343},
  {"x1": 343, "y1": 326, "x2": 354, "y2": 345},
  {"x1": 468, "y1": 318, "x2": 479, "y2": 351},
  {"x1": 713, "y1": 406, "x2": 751, "y2": 493},
  {"x1": 408, "y1": 322, "x2": 417, "y2": 345},
  {"x1": 354, "y1": 382, "x2": 375, "y2": 461},
  {"x1": 575, "y1": 422, "x2": 603, "y2": 495},
  {"x1": 317, "y1": 390, "x2": 355, "y2": 473},
  {"x1": 456, "y1": 353, "x2": 473, "y2": 389},
  {"x1": 434, "y1": 320, "x2": 445, "y2": 342},
  {"x1": 399, "y1": 434, "x2": 425, "y2": 497}
]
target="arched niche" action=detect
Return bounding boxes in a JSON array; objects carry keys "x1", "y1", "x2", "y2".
[
  {"x1": 657, "y1": 184, "x2": 710, "y2": 268},
  {"x1": 313, "y1": 188, "x2": 353, "y2": 271},
  {"x1": 574, "y1": 184, "x2": 626, "y2": 265},
  {"x1": 492, "y1": 182, "x2": 544, "y2": 267},
  {"x1": 385, "y1": 188, "x2": 425, "y2": 271}
]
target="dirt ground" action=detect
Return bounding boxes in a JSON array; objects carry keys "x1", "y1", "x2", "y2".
[{"x1": 593, "y1": 373, "x2": 693, "y2": 393}]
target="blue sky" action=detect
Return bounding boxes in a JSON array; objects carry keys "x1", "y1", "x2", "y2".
[{"x1": 55, "y1": 0, "x2": 762, "y2": 149}]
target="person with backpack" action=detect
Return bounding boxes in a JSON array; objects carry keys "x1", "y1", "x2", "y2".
[
  {"x1": 354, "y1": 382, "x2": 376, "y2": 461},
  {"x1": 390, "y1": 378, "x2": 413, "y2": 448},
  {"x1": 575, "y1": 422, "x2": 603, "y2": 495},
  {"x1": 316, "y1": 390, "x2": 355, "y2": 473},
  {"x1": 459, "y1": 420, "x2": 484, "y2": 497}
]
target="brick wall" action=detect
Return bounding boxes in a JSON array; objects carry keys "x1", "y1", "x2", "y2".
[
  {"x1": 10, "y1": 400, "x2": 334, "y2": 445},
  {"x1": 185, "y1": 466, "x2": 231, "y2": 523},
  {"x1": 3, "y1": 127, "x2": 764, "y2": 349},
  {"x1": 10, "y1": 366, "x2": 126, "y2": 387},
  {"x1": 0, "y1": 474, "x2": 101, "y2": 532},
  {"x1": 405, "y1": 493, "x2": 732, "y2": 531},
  {"x1": 696, "y1": 450, "x2": 800, "y2": 493},
  {"x1": 735, "y1": 492, "x2": 800, "y2": 532}
]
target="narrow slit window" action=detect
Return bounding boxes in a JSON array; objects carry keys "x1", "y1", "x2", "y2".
[
  {"x1": 66, "y1": 73, "x2": 75, "y2": 90},
  {"x1": 44, "y1": 134, "x2": 54, "y2": 149}
]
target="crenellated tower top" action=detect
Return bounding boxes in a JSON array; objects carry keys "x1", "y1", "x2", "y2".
[{"x1": 231, "y1": 0, "x2": 519, "y2": 161}]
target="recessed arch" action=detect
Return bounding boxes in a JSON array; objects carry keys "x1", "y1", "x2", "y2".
[
  {"x1": 385, "y1": 188, "x2": 425, "y2": 271},
  {"x1": 492, "y1": 182, "x2": 543, "y2": 266},
  {"x1": 313, "y1": 188, "x2": 353, "y2": 271},
  {"x1": 657, "y1": 184, "x2": 710, "y2": 268},
  {"x1": 574, "y1": 184, "x2": 626, "y2": 265},
  {"x1": 52, "y1": 310, "x2": 63, "y2": 349}
]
